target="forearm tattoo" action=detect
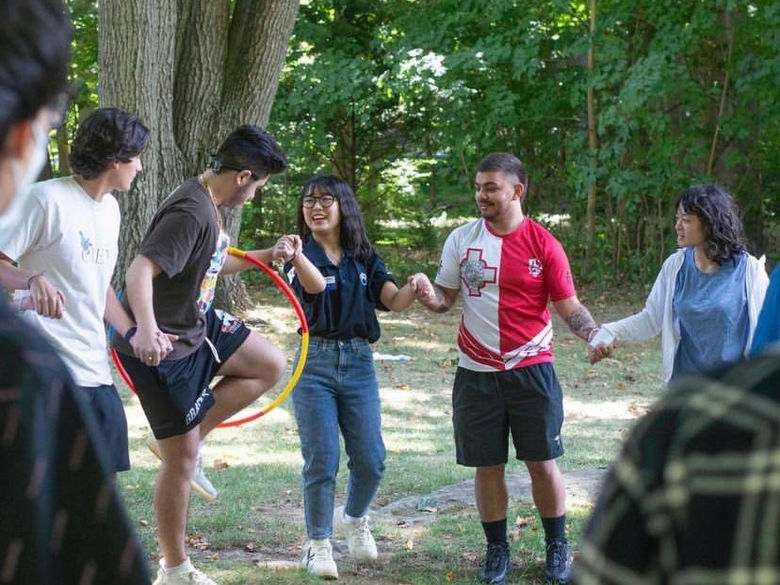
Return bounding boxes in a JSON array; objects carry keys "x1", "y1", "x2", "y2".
[
  {"x1": 564, "y1": 306, "x2": 597, "y2": 341},
  {"x1": 431, "y1": 287, "x2": 451, "y2": 313}
]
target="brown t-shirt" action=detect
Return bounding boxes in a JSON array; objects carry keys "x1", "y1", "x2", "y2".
[{"x1": 114, "y1": 178, "x2": 229, "y2": 359}]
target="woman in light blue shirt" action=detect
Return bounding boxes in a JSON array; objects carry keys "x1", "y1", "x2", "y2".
[{"x1": 592, "y1": 185, "x2": 768, "y2": 383}]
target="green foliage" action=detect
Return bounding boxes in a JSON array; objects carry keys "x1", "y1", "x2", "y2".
[{"x1": 67, "y1": 0, "x2": 777, "y2": 286}]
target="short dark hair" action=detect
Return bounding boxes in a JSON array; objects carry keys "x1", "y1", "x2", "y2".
[
  {"x1": 0, "y1": 0, "x2": 71, "y2": 146},
  {"x1": 297, "y1": 175, "x2": 373, "y2": 264},
  {"x1": 676, "y1": 184, "x2": 746, "y2": 265},
  {"x1": 214, "y1": 124, "x2": 287, "y2": 180},
  {"x1": 69, "y1": 108, "x2": 150, "y2": 179},
  {"x1": 477, "y1": 152, "x2": 528, "y2": 191}
]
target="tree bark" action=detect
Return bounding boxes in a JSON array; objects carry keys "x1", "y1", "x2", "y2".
[
  {"x1": 214, "y1": 0, "x2": 300, "y2": 311},
  {"x1": 99, "y1": 0, "x2": 300, "y2": 309},
  {"x1": 583, "y1": 0, "x2": 598, "y2": 280},
  {"x1": 706, "y1": 9, "x2": 734, "y2": 176}
]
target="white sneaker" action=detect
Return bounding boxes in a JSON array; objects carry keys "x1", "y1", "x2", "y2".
[
  {"x1": 301, "y1": 539, "x2": 338, "y2": 579},
  {"x1": 146, "y1": 434, "x2": 218, "y2": 501},
  {"x1": 332, "y1": 505, "x2": 378, "y2": 562},
  {"x1": 152, "y1": 558, "x2": 217, "y2": 585}
]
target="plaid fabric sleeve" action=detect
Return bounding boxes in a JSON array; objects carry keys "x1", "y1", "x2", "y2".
[{"x1": 574, "y1": 356, "x2": 780, "y2": 585}]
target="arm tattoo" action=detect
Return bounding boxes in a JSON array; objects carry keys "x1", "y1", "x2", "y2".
[
  {"x1": 564, "y1": 306, "x2": 597, "y2": 341},
  {"x1": 428, "y1": 286, "x2": 451, "y2": 313}
]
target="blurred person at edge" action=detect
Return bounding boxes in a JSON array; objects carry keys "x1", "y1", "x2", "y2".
[{"x1": 0, "y1": 1, "x2": 150, "y2": 583}]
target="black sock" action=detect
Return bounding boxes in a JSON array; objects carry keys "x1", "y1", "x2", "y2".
[
  {"x1": 541, "y1": 515, "x2": 566, "y2": 542},
  {"x1": 481, "y1": 519, "x2": 507, "y2": 544}
]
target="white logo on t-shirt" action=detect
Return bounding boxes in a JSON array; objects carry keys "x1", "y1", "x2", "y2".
[
  {"x1": 528, "y1": 258, "x2": 543, "y2": 277},
  {"x1": 79, "y1": 230, "x2": 110, "y2": 264}
]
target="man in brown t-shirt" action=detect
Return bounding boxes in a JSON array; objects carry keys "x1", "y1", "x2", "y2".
[{"x1": 114, "y1": 125, "x2": 308, "y2": 585}]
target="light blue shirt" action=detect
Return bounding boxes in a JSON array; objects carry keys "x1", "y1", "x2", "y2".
[{"x1": 672, "y1": 248, "x2": 749, "y2": 380}]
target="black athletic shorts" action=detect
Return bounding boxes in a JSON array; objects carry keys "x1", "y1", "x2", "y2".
[
  {"x1": 77, "y1": 383, "x2": 130, "y2": 473},
  {"x1": 118, "y1": 308, "x2": 250, "y2": 440},
  {"x1": 452, "y1": 363, "x2": 564, "y2": 466}
]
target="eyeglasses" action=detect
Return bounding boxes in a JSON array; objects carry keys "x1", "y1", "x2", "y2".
[{"x1": 302, "y1": 195, "x2": 335, "y2": 209}]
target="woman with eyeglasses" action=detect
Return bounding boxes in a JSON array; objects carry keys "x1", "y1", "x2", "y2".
[{"x1": 285, "y1": 174, "x2": 432, "y2": 579}]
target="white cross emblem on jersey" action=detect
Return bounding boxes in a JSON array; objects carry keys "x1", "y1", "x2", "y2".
[{"x1": 460, "y1": 248, "x2": 497, "y2": 296}]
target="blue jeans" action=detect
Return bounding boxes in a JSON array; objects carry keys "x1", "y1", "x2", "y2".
[{"x1": 292, "y1": 337, "x2": 386, "y2": 540}]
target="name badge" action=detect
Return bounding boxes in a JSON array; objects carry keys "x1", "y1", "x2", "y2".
[{"x1": 325, "y1": 275, "x2": 337, "y2": 290}]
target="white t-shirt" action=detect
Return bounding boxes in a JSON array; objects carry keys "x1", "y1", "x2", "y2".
[
  {"x1": 2, "y1": 176, "x2": 120, "y2": 386},
  {"x1": 435, "y1": 218, "x2": 576, "y2": 372}
]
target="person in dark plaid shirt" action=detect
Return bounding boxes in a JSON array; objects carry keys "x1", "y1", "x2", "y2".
[
  {"x1": 574, "y1": 352, "x2": 780, "y2": 585},
  {"x1": 0, "y1": 1, "x2": 150, "y2": 583}
]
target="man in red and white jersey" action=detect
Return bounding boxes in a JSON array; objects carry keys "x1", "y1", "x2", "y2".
[{"x1": 412, "y1": 153, "x2": 608, "y2": 585}]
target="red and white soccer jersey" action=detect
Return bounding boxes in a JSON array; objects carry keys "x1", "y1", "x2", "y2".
[{"x1": 435, "y1": 217, "x2": 576, "y2": 372}]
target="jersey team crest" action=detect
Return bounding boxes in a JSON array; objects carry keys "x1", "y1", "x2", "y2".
[
  {"x1": 460, "y1": 248, "x2": 497, "y2": 296},
  {"x1": 528, "y1": 258, "x2": 542, "y2": 277}
]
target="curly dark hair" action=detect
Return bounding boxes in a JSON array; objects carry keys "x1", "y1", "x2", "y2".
[
  {"x1": 296, "y1": 175, "x2": 373, "y2": 264},
  {"x1": 69, "y1": 108, "x2": 149, "y2": 179},
  {"x1": 676, "y1": 184, "x2": 746, "y2": 265}
]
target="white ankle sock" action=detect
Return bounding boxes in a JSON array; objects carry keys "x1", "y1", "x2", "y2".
[{"x1": 164, "y1": 558, "x2": 192, "y2": 574}]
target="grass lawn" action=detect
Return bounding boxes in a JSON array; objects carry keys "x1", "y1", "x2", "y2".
[{"x1": 116, "y1": 282, "x2": 664, "y2": 584}]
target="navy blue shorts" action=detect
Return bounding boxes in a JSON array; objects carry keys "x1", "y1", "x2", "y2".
[
  {"x1": 77, "y1": 383, "x2": 130, "y2": 473},
  {"x1": 118, "y1": 309, "x2": 250, "y2": 440},
  {"x1": 452, "y1": 363, "x2": 564, "y2": 466}
]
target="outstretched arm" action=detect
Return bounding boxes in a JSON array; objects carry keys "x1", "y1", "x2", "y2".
[
  {"x1": 413, "y1": 277, "x2": 459, "y2": 314},
  {"x1": 553, "y1": 296, "x2": 598, "y2": 342},
  {"x1": 552, "y1": 295, "x2": 615, "y2": 364},
  {"x1": 283, "y1": 236, "x2": 326, "y2": 294}
]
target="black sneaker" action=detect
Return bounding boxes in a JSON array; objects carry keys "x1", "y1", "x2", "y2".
[
  {"x1": 479, "y1": 541, "x2": 510, "y2": 584},
  {"x1": 544, "y1": 538, "x2": 572, "y2": 584}
]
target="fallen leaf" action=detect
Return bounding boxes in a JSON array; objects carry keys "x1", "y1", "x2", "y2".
[{"x1": 515, "y1": 515, "x2": 534, "y2": 528}]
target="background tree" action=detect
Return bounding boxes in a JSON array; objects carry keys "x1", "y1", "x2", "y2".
[
  {"x1": 58, "y1": 0, "x2": 777, "y2": 297},
  {"x1": 98, "y1": 0, "x2": 300, "y2": 308}
]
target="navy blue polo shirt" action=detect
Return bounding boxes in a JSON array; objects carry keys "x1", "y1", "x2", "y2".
[{"x1": 285, "y1": 239, "x2": 396, "y2": 343}]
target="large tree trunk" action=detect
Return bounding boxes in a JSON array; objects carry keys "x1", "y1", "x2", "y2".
[
  {"x1": 99, "y1": 0, "x2": 300, "y2": 311},
  {"x1": 99, "y1": 0, "x2": 183, "y2": 289},
  {"x1": 214, "y1": 0, "x2": 300, "y2": 310}
]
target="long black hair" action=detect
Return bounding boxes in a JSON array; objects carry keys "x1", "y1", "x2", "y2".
[
  {"x1": 296, "y1": 175, "x2": 373, "y2": 264},
  {"x1": 676, "y1": 184, "x2": 746, "y2": 265}
]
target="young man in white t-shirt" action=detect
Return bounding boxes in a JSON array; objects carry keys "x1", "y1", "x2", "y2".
[
  {"x1": 410, "y1": 153, "x2": 610, "y2": 585},
  {"x1": 0, "y1": 107, "x2": 154, "y2": 474}
]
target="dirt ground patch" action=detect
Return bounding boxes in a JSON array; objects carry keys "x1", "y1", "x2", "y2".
[{"x1": 206, "y1": 468, "x2": 605, "y2": 568}]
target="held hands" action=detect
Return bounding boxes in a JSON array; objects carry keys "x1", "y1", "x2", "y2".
[
  {"x1": 272, "y1": 234, "x2": 303, "y2": 263},
  {"x1": 28, "y1": 274, "x2": 66, "y2": 319},
  {"x1": 587, "y1": 327, "x2": 617, "y2": 365},
  {"x1": 408, "y1": 273, "x2": 435, "y2": 301},
  {"x1": 129, "y1": 325, "x2": 178, "y2": 367}
]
